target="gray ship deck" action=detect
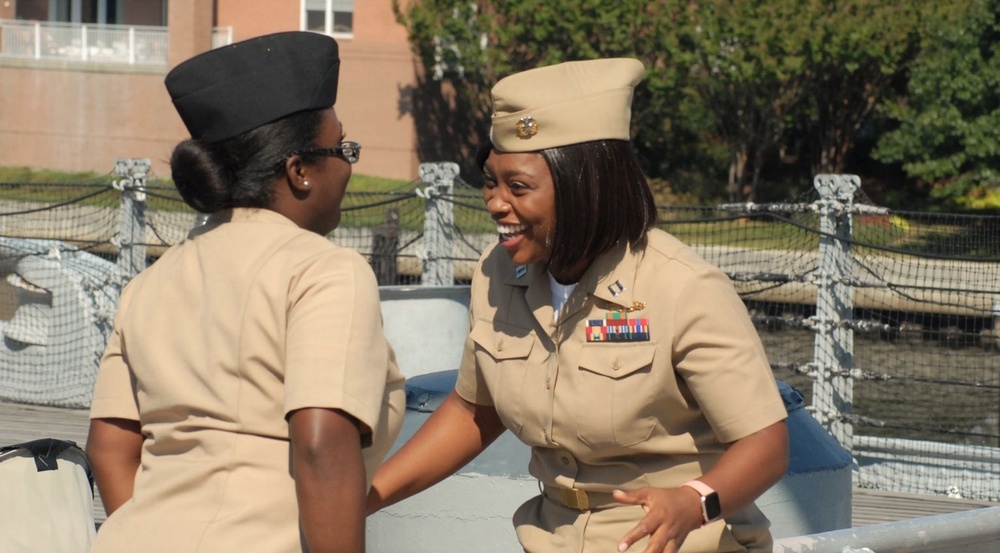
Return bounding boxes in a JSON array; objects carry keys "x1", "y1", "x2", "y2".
[{"x1": 1, "y1": 400, "x2": 996, "y2": 528}]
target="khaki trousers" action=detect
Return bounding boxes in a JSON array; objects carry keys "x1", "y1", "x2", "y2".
[{"x1": 513, "y1": 494, "x2": 771, "y2": 553}]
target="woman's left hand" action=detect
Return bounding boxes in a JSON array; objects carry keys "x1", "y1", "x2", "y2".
[
  {"x1": 612, "y1": 422, "x2": 790, "y2": 552},
  {"x1": 612, "y1": 486, "x2": 704, "y2": 553}
]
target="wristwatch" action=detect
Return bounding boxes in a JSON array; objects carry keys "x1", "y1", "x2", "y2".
[{"x1": 681, "y1": 480, "x2": 722, "y2": 526}]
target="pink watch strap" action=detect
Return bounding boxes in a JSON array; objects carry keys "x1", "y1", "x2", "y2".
[{"x1": 681, "y1": 479, "x2": 716, "y2": 497}]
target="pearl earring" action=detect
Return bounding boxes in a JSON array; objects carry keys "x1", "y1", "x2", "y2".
[{"x1": 303, "y1": 180, "x2": 310, "y2": 188}]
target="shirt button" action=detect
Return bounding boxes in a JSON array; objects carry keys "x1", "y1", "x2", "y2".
[
  {"x1": 560, "y1": 455, "x2": 571, "y2": 466},
  {"x1": 545, "y1": 377, "x2": 551, "y2": 389},
  {"x1": 497, "y1": 339, "x2": 504, "y2": 352},
  {"x1": 612, "y1": 360, "x2": 622, "y2": 371}
]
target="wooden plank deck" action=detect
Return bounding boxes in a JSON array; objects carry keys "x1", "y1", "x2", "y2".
[
  {"x1": 1, "y1": 400, "x2": 996, "y2": 529},
  {"x1": 850, "y1": 488, "x2": 996, "y2": 527}
]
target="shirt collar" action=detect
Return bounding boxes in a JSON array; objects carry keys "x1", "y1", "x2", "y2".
[
  {"x1": 580, "y1": 240, "x2": 642, "y2": 310},
  {"x1": 498, "y1": 240, "x2": 644, "y2": 310},
  {"x1": 225, "y1": 207, "x2": 298, "y2": 226},
  {"x1": 189, "y1": 208, "x2": 298, "y2": 240}
]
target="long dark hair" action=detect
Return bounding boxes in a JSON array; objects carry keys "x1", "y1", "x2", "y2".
[
  {"x1": 169, "y1": 109, "x2": 326, "y2": 213},
  {"x1": 542, "y1": 140, "x2": 656, "y2": 277}
]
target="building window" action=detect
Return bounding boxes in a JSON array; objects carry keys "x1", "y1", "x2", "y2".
[
  {"x1": 303, "y1": 0, "x2": 354, "y2": 36},
  {"x1": 16, "y1": 0, "x2": 165, "y2": 26}
]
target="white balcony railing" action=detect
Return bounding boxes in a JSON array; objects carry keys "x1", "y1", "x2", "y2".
[{"x1": 0, "y1": 19, "x2": 233, "y2": 66}]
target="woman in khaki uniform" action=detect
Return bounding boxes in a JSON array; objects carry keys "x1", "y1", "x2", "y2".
[
  {"x1": 369, "y1": 59, "x2": 788, "y2": 553},
  {"x1": 86, "y1": 32, "x2": 404, "y2": 553}
]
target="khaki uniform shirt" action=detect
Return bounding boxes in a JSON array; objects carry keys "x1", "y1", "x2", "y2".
[
  {"x1": 456, "y1": 228, "x2": 787, "y2": 553},
  {"x1": 89, "y1": 208, "x2": 404, "y2": 553}
]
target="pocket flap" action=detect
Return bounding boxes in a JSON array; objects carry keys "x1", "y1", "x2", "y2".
[
  {"x1": 470, "y1": 320, "x2": 535, "y2": 360},
  {"x1": 579, "y1": 343, "x2": 656, "y2": 379}
]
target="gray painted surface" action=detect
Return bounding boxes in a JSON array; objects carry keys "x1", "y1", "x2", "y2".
[
  {"x1": 378, "y1": 285, "x2": 470, "y2": 379},
  {"x1": 766, "y1": 382, "x2": 854, "y2": 536}
]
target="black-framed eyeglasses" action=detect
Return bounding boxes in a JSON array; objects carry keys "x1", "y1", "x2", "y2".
[{"x1": 274, "y1": 141, "x2": 362, "y2": 170}]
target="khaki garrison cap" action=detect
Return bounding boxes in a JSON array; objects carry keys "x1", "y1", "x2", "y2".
[{"x1": 489, "y1": 58, "x2": 645, "y2": 152}]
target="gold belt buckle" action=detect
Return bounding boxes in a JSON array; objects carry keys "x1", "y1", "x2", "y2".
[{"x1": 560, "y1": 487, "x2": 590, "y2": 510}]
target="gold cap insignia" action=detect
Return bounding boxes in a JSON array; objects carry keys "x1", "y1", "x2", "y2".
[{"x1": 515, "y1": 116, "x2": 538, "y2": 139}]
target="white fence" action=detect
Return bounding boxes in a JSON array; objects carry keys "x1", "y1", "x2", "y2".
[{"x1": 0, "y1": 19, "x2": 232, "y2": 66}]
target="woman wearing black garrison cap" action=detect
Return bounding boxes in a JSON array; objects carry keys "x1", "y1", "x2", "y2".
[{"x1": 86, "y1": 32, "x2": 404, "y2": 553}]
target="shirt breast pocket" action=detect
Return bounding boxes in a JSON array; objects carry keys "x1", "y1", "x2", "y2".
[
  {"x1": 574, "y1": 343, "x2": 659, "y2": 449},
  {"x1": 470, "y1": 320, "x2": 535, "y2": 437}
]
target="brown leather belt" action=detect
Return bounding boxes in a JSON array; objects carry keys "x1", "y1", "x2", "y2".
[{"x1": 541, "y1": 484, "x2": 619, "y2": 510}]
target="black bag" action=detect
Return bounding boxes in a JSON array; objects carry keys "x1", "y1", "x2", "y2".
[{"x1": 0, "y1": 438, "x2": 97, "y2": 553}]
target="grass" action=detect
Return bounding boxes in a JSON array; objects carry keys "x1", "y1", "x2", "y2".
[
  {"x1": 1, "y1": 166, "x2": 997, "y2": 258},
  {"x1": 0, "y1": 165, "x2": 414, "y2": 214},
  {"x1": 0, "y1": 166, "x2": 113, "y2": 184},
  {"x1": 0, "y1": 165, "x2": 411, "y2": 191},
  {"x1": 347, "y1": 173, "x2": 415, "y2": 192}
]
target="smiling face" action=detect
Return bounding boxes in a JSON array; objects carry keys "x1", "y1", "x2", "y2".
[{"x1": 481, "y1": 149, "x2": 556, "y2": 267}]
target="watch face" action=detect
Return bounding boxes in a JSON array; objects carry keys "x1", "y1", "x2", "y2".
[{"x1": 703, "y1": 492, "x2": 722, "y2": 522}]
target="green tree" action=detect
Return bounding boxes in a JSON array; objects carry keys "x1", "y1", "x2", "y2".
[
  {"x1": 391, "y1": 0, "x2": 495, "y2": 180},
  {"x1": 684, "y1": 1, "x2": 812, "y2": 202},
  {"x1": 799, "y1": 1, "x2": 921, "y2": 174},
  {"x1": 873, "y1": 0, "x2": 1000, "y2": 209},
  {"x1": 683, "y1": 1, "x2": 921, "y2": 199},
  {"x1": 394, "y1": 0, "x2": 929, "y2": 204},
  {"x1": 392, "y1": 0, "x2": 698, "y2": 184}
]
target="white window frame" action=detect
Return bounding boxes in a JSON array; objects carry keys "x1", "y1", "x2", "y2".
[{"x1": 301, "y1": 0, "x2": 354, "y2": 38}]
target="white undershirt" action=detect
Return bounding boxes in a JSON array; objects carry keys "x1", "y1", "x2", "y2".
[{"x1": 548, "y1": 272, "x2": 578, "y2": 322}]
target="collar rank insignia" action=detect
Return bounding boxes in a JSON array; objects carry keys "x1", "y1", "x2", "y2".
[
  {"x1": 586, "y1": 303, "x2": 649, "y2": 342},
  {"x1": 608, "y1": 280, "x2": 626, "y2": 297},
  {"x1": 515, "y1": 265, "x2": 528, "y2": 279}
]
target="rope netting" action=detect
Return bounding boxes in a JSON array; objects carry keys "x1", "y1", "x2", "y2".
[{"x1": 0, "y1": 171, "x2": 995, "y2": 500}]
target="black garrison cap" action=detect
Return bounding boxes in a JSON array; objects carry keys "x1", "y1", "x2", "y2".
[{"x1": 165, "y1": 31, "x2": 340, "y2": 143}]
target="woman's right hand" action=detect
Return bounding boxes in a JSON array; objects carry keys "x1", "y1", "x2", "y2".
[{"x1": 367, "y1": 391, "x2": 506, "y2": 514}]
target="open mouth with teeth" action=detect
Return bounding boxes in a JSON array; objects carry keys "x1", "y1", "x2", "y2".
[{"x1": 497, "y1": 223, "x2": 526, "y2": 245}]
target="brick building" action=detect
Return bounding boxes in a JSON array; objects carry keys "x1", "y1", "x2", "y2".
[{"x1": 0, "y1": 0, "x2": 420, "y2": 180}]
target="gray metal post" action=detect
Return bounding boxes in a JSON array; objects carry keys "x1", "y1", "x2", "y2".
[
  {"x1": 114, "y1": 158, "x2": 151, "y2": 279},
  {"x1": 418, "y1": 162, "x2": 459, "y2": 286},
  {"x1": 810, "y1": 174, "x2": 859, "y2": 450}
]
